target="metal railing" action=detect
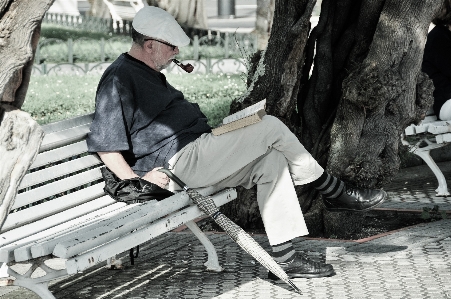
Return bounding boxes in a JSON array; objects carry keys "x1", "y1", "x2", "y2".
[
  {"x1": 35, "y1": 33, "x2": 256, "y2": 64},
  {"x1": 31, "y1": 58, "x2": 249, "y2": 76},
  {"x1": 38, "y1": 12, "x2": 257, "y2": 75},
  {"x1": 42, "y1": 12, "x2": 259, "y2": 44},
  {"x1": 43, "y1": 12, "x2": 131, "y2": 35}
]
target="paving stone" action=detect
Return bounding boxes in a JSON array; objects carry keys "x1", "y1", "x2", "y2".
[{"x1": 2, "y1": 177, "x2": 451, "y2": 299}]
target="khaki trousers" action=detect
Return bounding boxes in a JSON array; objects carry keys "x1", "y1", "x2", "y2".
[{"x1": 167, "y1": 115, "x2": 324, "y2": 245}]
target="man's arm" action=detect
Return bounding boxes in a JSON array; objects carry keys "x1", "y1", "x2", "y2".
[
  {"x1": 97, "y1": 151, "x2": 169, "y2": 188},
  {"x1": 98, "y1": 152, "x2": 138, "y2": 180}
]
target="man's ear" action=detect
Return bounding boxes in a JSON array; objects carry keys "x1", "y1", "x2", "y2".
[{"x1": 144, "y1": 40, "x2": 153, "y2": 52}]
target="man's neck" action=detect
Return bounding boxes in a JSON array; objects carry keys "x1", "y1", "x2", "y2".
[{"x1": 128, "y1": 45, "x2": 159, "y2": 72}]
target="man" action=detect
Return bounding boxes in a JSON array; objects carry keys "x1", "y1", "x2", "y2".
[
  {"x1": 422, "y1": 0, "x2": 451, "y2": 121},
  {"x1": 87, "y1": 6, "x2": 387, "y2": 280}
]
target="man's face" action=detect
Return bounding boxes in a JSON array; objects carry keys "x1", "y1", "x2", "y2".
[{"x1": 146, "y1": 39, "x2": 179, "y2": 71}]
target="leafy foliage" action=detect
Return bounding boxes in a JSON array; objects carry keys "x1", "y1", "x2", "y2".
[
  {"x1": 41, "y1": 23, "x2": 112, "y2": 40},
  {"x1": 39, "y1": 24, "x2": 248, "y2": 62},
  {"x1": 22, "y1": 73, "x2": 246, "y2": 126}
]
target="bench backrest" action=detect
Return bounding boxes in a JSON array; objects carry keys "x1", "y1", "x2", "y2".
[
  {"x1": 405, "y1": 107, "x2": 436, "y2": 135},
  {"x1": 109, "y1": 0, "x2": 140, "y2": 20},
  {"x1": 0, "y1": 113, "x2": 106, "y2": 235},
  {"x1": 404, "y1": 107, "x2": 451, "y2": 141}
]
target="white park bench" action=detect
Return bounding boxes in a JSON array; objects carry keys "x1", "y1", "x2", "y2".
[
  {"x1": 0, "y1": 113, "x2": 237, "y2": 299},
  {"x1": 402, "y1": 107, "x2": 451, "y2": 196},
  {"x1": 105, "y1": 0, "x2": 144, "y2": 22}
]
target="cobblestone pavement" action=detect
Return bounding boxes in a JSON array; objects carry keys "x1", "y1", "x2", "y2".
[
  {"x1": 2, "y1": 221, "x2": 451, "y2": 299},
  {"x1": 1, "y1": 162, "x2": 451, "y2": 299},
  {"x1": 381, "y1": 162, "x2": 451, "y2": 211}
]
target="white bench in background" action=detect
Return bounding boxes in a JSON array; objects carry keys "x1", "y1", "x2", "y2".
[
  {"x1": 0, "y1": 113, "x2": 236, "y2": 299},
  {"x1": 105, "y1": 0, "x2": 144, "y2": 22},
  {"x1": 402, "y1": 108, "x2": 451, "y2": 196}
]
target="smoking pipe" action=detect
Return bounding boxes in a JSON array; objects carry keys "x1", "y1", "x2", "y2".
[{"x1": 172, "y1": 59, "x2": 194, "y2": 73}]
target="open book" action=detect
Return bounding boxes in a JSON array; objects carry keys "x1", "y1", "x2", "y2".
[{"x1": 212, "y1": 99, "x2": 266, "y2": 136}]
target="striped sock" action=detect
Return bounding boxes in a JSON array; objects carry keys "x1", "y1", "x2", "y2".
[
  {"x1": 271, "y1": 240, "x2": 296, "y2": 264},
  {"x1": 312, "y1": 172, "x2": 345, "y2": 199}
]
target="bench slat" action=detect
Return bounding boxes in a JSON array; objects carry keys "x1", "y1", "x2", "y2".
[
  {"x1": 408, "y1": 116, "x2": 441, "y2": 135},
  {"x1": 2, "y1": 184, "x2": 105, "y2": 233},
  {"x1": 41, "y1": 113, "x2": 93, "y2": 135},
  {"x1": 35, "y1": 191, "x2": 191, "y2": 259},
  {"x1": 405, "y1": 120, "x2": 451, "y2": 136},
  {"x1": 39, "y1": 123, "x2": 91, "y2": 153},
  {"x1": 405, "y1": 125, "x2": 416, "y2": 135},
  {"x1": 1, "y1": 201, "x2": 125, "y2": 263},
  {"x1": 428, "y1": 122, "x2": 451, "y2": 135},
  {"x1": 437, "y1": 133, "x2": 451, "y2": 144},
  {"x1": 65, "y1": 188, "x2": 237, "y2": 274},
  {"x1": 31, "y1": 140, "x2": 88, "y2": 170},
  {"x1": 52, "y1": 193, "x2": 192, "y2": 258},
  {"x1": 0, "y1": 195, "x2": 116, "y2": 253},
  {"x1": 13, "y1": 167, "x2": 102, "y2": 210},
  {"x1": 20, "y1": 155, "x2": 102, "y2": 189},
  {"x1": 31, "y1": 201, "x2": 159, "y2": 259},
  {"x1": 414, "y1": 124, "x2": 428, "y2": 134}
]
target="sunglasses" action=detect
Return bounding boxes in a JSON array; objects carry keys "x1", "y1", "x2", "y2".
[{"x1": 144, "y1": 38, "x2": 177, "y2": 51}]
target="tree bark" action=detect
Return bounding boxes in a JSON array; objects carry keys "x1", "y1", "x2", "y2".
[
  {"x1": 87, "y1": 0, "x2": 112, "y2": 19},
  {"x1": 0, "y1": 0, "x2": 52, "y2": 230},
  {"x1": 0, "y1": 105, "x2": 44, "y2": 230},
  {"x1": 156, "y1": 0, "x2": 208, "y2": 29},
  {"x1": 328, "y1": 0, "x2": 440, "y2": 186},
  {"x1": 255, "y1": 0, "x2": 275, "y2": 50},
  {"x1": 223, "y1": 0, "x2": 317, "y2": 228},
  {"x1": 223, "y1": 0, "x2": 441, "y2": 236}
]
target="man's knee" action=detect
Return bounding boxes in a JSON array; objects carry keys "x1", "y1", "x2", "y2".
[{"x1": 251, "y1": 149, "x2": 288, "y2": 184}]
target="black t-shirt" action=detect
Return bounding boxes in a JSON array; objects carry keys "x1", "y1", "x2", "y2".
[
  {"x1": 86, "y1": 53, "x2": 212, "y2": 176},
  {"x1": 422, "y1": 25, "x2": 451, "y2": 118}
]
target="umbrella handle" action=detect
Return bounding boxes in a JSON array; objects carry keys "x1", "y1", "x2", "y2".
[{"x1": 157, "y1": 168, "x2": 189, "y2": 191}]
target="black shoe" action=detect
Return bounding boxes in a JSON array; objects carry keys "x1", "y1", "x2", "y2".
[
  {"x1": 323, "y1": 185, "x2": 387, "y2": 212},
  {"x1": 268, "y1": 252, "x2": 335, "y2": 280}
]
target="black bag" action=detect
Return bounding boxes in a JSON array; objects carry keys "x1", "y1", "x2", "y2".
[{"x1": 101, "y1": 167, "x2": 174, "y2": 204}]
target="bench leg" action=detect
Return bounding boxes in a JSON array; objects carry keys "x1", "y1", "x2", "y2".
[
  {"x1": 5, "y1": 259, "x2": 69, "y2": 299},
  {"x1": 414, "y1": 150, "x2": 450, "y2": 196},
  {"x1": 185, "y1": 220, "x2": 223, "y2": 272},
  {"x1": 0, "y1": 263, "x2": 8, "y2": 278}
]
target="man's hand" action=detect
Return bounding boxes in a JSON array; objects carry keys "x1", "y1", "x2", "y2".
[{"x1": 141, "y1": 167, "x2": 170, "y2": 188}]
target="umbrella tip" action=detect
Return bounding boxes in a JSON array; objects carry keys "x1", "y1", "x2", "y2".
[{"x1": 288, "y1": 280, "x2": 302, "y2": 294}]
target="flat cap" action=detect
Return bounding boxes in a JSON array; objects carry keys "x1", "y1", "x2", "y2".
[{"x1": 132, "y1": 6, "x2": 190, "y2": 47}]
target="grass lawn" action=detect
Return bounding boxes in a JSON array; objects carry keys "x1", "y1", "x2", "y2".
[{"x1": 22, "y1": 73, "x2": 247, "y2": 127}]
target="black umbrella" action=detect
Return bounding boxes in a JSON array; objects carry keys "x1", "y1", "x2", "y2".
[{"x1": 158, "y1": 169, "x2": 301, "y2": 294}]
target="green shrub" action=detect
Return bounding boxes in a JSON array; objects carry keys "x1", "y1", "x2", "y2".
[
  {"x1": 168, "y1": 73, "x2": 246, "y2": 126},
  {"x1": 41, "y1": 23, "x2": 112, "y2": 40},
  {"x1": 22, "y1": 73, "x2": 246, "y2": 127},
  {"x1": 39, "y1": 24, "x2": 248, "y2": 62}
]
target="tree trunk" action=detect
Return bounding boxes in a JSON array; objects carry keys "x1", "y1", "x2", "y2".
[
  {"x1": 223, "y1": 0, "x2": 317, "y2": 229},
  {"x1": 0, "y1": 0, "x2": 52, "y2": 230},
  {"x1": 156, "y1": 0, "x2": 208, "y2": 29},
  {"x1": 328, "y1": 0, "x2": 440, "y2": 186},
  {"x1": 0, "y1": 106, "x2": 44, "y2": 230},
  {"x1": 88, "y1": 0, "x2": 112, "y2": 19},
  {"x1": 222, "y1": 0, "x2": 441, "y2": 236},
  {"x1": 321, "y1": 0, "x2": 440, "y2": 236},
  {"x1": 255, "y1": 0, "x2": 275, "y2": 50}
]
